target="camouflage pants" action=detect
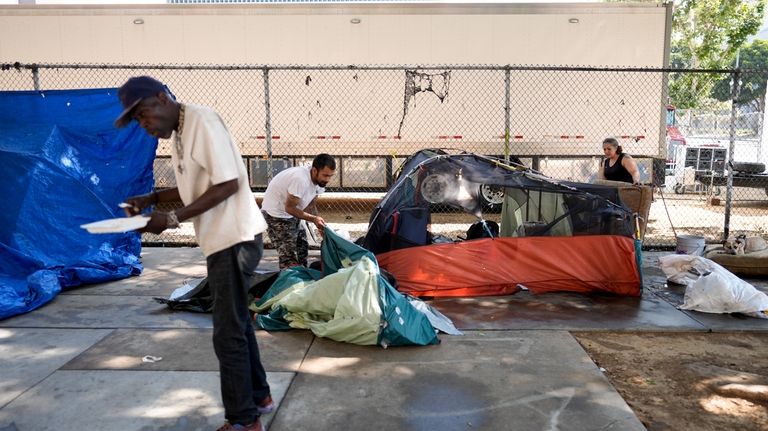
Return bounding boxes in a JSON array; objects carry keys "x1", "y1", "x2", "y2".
[{"x1": 263, "y1": 211, "x2": 308, "y2": 269}]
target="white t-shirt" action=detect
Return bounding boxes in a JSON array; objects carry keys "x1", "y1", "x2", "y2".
[
  {"x1": 261, "y1": 166, "x2": 325, "y2": 219},
  {"x1": 171, "y1": 103, "x2": 268, "y2": 257}
]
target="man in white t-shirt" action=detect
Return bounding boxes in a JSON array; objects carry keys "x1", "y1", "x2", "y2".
[
  {"x1": 115, "y1": 76, "x2": 271, "y2": 431},
  {"x1": 261, "y1": 154, "x2": 336, "y2": 269}
]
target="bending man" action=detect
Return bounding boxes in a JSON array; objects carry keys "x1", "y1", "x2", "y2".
[{"x1": 261, "y1": 154, "x2": 336, "y2": 269}]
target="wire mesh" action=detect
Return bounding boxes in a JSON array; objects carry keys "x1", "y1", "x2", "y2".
[{"x1": 2, "y1": 63, "x2": 767, "y2": 248}]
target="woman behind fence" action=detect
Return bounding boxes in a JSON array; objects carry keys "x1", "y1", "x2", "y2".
[{"x1": 598, "y1": 137, "x2": 641, "y2": 185}]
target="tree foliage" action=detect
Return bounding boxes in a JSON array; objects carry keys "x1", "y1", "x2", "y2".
[
  {"x1": 669, "y1": 0, "x2": 764, "y2": 109},
  {"x1": 711, "y1": 40, "x2": 768, "y2": 111}
]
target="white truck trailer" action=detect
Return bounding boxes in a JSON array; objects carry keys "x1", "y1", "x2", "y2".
[{"x1": 0, "y1": 2, "x2": 672, "y2": 188}]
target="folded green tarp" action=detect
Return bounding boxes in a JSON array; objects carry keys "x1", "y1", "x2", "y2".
[{"x1": 252, "y1": 228, "x2": 441, "y2": 347}]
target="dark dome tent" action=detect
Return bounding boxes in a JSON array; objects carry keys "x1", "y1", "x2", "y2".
[{"x1": 362, "y1": 151, "x2": 642, "y2": 298}]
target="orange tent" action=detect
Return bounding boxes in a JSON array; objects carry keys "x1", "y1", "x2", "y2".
[{"x1": 377, "y1": 235, "x2": 641, "y2": 297}]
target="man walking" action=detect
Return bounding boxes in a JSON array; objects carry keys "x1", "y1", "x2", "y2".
[
  {"x1": 261, "y1": 154, "x2": 336, "y2": 269},
  {"x1": 116, "y1": 76, "x2": 272, "y2": 431}
]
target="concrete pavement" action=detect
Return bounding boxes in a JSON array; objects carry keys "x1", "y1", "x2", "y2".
[{"x1": 1, "y1": 247, "x2": 767, "y2": 431}]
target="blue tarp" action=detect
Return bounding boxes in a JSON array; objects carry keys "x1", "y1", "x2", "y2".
[{"x1": 0, "y1": 88, "x2": 157, "y2": 320}]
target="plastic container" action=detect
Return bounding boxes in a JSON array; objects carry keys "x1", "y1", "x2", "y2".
[{"x1": 676, "y1": 234, "x2": 705, "y2": 256}]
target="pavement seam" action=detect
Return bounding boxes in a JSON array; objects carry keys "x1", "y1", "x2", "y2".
[
  {"x1": 0, "y1": 328, "x2": 116, "y2": 410},
  {"x1": 641, "y1": 255, "x2": 759, "y2": 332},
  {"x1": 268, "y1": 334, "x2": 317, "y2": 422}
]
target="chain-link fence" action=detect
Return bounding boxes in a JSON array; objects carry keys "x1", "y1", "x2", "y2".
[{"x1": 2, "y1": 63, "x2": 767, "y2": 248}]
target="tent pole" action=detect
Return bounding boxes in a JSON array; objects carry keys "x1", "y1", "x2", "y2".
[
  {"x1": 525, "y1": 190, "x2": 530, "y2": 221},
  {"x1": 538, "y1": 190, "x2": 543, "y2": 222}
]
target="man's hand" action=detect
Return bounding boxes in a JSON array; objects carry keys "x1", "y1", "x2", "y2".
[
  {"x1": 123, "y1": 192, "x2": 156, "y2": 216},
  {"x1": 138, "y1": 211, "x2": 169, "y2": 235},
  {"x1": 313, "y1": 216, "x2": 326, "y2": 231}
]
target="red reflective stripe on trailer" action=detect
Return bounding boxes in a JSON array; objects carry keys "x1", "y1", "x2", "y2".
[
  {"x1": 438, "y1": 136, "x2": 449, "y2": 139},
  {"x1": 636, "y1": 135, "x2": 645, "y2": 139},
  {"x1": 377, "y1": 136, "x2": 387, "y2": 139},
  {"x1": 452, "y1": 135, "x2": 462, "y2": 139},
  {"x1": 272, "y1": 136, "x2": 280, "y2": 139},
  {"x1": 331, "y1": 136, "x2": 341, "y2": 139},
  {"x1": 551, "y1": 135, "x2": 588, "y2": 139},
  {"x1": 514, "y1": 135, "x2": 523, "y2": 139}
]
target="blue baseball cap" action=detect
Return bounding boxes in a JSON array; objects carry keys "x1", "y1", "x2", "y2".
[{"x1": 114, "y1": 76, "x2": 168, "y2": 127}]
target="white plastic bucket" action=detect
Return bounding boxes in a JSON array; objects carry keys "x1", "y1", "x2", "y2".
[{"x1": 676, "y1": 235, "x2": 705, "y2": 256}]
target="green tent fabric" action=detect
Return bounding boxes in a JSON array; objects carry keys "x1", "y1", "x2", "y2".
[
  {"x1": 255, "y1": 266, "x2": 322, "y2": 306},
  {"x1": 499, "y1": 189, "x2": 573, "y2": 237},
  {"x1": 377, "y1": 274, "x2": 442, "y2": 348},
  {"x1": 256, "y1": 257, "x2": 383, "y2": 345},
  {"x1": 320, "y1": 226, "x2": 375, "y2": 275},
  {"x1": 252, "y1": 228, "x2": 440, "y2": 347},
  {"x1": 252, "y1": 267, "x2": 321, "y2": 331}
]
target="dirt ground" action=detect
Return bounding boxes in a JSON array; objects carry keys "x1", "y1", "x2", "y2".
[{"x1": 573, "y1": 332, "x2": 768, "y2": 431}]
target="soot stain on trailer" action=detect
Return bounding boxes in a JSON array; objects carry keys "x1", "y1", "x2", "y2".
[{"x1": 398, "y1": 70, "x2": 451, "y2": 136}]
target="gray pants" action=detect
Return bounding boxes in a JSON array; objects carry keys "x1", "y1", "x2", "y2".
[{"x1": 263, "y1": 211, "x2": 308, "y2": 269}]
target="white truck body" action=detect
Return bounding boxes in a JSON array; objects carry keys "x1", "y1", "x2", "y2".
[{"x1": 0, "y1": 2, "x2": 672, "y2": 158}]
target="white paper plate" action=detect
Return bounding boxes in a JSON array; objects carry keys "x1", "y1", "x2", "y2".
[{"x1": 80, "y1": 216, "x2": 150, "y2": 234}]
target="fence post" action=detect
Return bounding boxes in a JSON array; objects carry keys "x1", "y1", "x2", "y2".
[
  {"x1": 723, "y1": 69, "x2": 741, "y2": 240},
  {"x1": 504, "y1": 66, "x2": 511, "y2": 164},
  {"x1": 262, "y1": 66, "x2": 274, "y2": 182},
  {"x1": 31, "y1": 65, "x2": 40, "y2": 91}
]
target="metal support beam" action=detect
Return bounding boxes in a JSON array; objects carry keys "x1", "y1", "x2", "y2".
[
  {"x1": 723, "y1": 69, "x2": 741, "y2": 240},
  {"x1": 262, "y1": 67, "x2": 274, "y2": 182}
]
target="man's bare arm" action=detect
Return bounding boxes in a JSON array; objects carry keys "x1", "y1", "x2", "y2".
[
  {"x1": 305, "y1": 197, "x2": 319, "y2": 216},
  {"x1": 284, "y1": 194, "x2": 326, "y2": 230},
  {"x1": 141, "y1": 179, "x2": 239, "y2": 234}
]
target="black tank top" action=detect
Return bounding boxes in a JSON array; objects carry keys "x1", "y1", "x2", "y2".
[{"x1": 603, "y1": 153, "x2": 633, "y2": 183}]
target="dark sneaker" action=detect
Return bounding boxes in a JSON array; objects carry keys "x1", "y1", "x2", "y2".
[
  {"x1": 216, "y1": 419, "x2": 265, "y2": 431},
  {"x1": 257, "y1": 394, "x2": 275, "y2": 414}
]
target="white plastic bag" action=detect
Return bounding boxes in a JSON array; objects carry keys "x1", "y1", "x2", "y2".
[
  {"x1": 658, "y1": 254, "x2": 716, "y2": 286},
  {"x1": 659, "y1": 254, "x2": 768, "y2": 317}
]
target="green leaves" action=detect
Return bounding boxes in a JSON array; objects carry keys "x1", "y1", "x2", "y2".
[
  {"x1": 669, "y1": 0, "x2": 765, "y2": 108},
  {"x1": 712, "y1": 40, "x2": 768, "y2": 111}
]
